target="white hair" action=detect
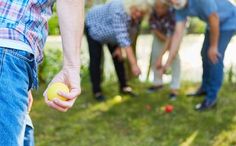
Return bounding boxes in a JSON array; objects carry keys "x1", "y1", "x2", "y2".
[{"x1": 123, "y1": 0, "x2": 155, "y2": 15}]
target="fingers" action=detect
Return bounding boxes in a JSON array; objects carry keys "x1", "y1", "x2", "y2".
[
  {"x1": 132, "y1": 65, "x2": 141, "y2": 76},
  {"x1": 58, "y1": 88, "x2": 81, "y2": 100},
  {"x1": 112, "y1": 50, "x2": 123, "y2": 61},
  {"x1": 47, "y1": 101, "x2": 69, "y2": 112},
  {"x1": 44, "y1": 89, "x2": 79, "y2": 112},
  {"x1": 209, "y1": 53, "x2": 218, "y2": 64},
  {"x1": 53, "y1": 98, "x2": 76, "y2": 109}
]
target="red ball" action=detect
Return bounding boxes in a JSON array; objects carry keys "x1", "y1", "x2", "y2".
[{"x1": 165, "y1": 105, "x2": 174, "y2": 113}]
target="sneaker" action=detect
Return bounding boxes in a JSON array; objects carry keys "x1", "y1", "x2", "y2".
[
  {"x1": 195, "y1": 99, "x2": 217, "y2": 111},
  {"x1": 94, "y1": 92, "x2": 106, "y2": 102},
  {"x1": 120, "y1": 86, "x2": 138, "y2": 97},
  {"x1": 169, "y1": 93, "x2": 177, "y2": 101},
  {"x1": 147, "y1": 85, "x2": 163, "y2": 93}
]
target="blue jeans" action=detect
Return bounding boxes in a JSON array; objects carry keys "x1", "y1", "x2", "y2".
[
  {"x1": 0, "y1": 47, "x2": 35, "y2": 146},
  {"x1": 201, "y1": 30, "x2": 235, "y2": 101},
  {"x1": 24, "y1": 114, "x2": 34, "y2": 146}
]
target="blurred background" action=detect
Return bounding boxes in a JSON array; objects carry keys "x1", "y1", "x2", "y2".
[{"x1": 32, "y1": 0, "x2": 236, "y2": 146}]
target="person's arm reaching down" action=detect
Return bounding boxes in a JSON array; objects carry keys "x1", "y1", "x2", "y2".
[
  {"x1": 162, "y1": 21, "x2": 186, "y2": 72},
  {"x1": 124, "y1": 46, "x2": 141, "y2": 76},
  {"x1": 208, "y1": 12, "x2": 220, "y2": 64},
  {"x1": 153, "y1": 30, "x2": 168, "y2": 42},
  {"x1": 155, "y1": 37, "x2": 171, "y2": 69},
  {"x1": 44, "y1": 0, "x2": 84, "y2": 112}
]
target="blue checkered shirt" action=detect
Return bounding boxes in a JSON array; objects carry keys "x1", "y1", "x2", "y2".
[
  {"x1": 0, "y1": 0, "x2": 55, "y2": 63},
  {"x1": 86, "y1": 0, "x2": 131, "y2": 47}
]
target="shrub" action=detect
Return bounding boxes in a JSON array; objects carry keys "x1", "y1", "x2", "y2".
[
  {"x1": 187, "y1": 17, "x2": 206, "y2": 34},
  {"x1": 38, "y1": 48, "x2": 63, "y2": 84}
]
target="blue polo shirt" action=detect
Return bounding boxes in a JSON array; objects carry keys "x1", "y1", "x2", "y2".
[{"x1": 175, "y1": 0, "x2": 236, "y2": 30}]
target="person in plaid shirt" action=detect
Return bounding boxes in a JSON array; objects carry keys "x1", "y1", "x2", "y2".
[
  {"x1": 0, "y1": 0, "x2": 84, "y2": 145},
  {"x1": 147, "y1": 0, "x2": 181, "y2": 100},
  {"x1": 85, "y1": 0, "x2": 154, "y2": 101}
]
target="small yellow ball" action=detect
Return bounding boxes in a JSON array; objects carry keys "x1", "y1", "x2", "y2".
[
  {"x1": 47, "y1": 83, "x2": 69, "y2": 101},
  {"x1": 114, "y1": 95, "x2": 122, "y2": 103}
]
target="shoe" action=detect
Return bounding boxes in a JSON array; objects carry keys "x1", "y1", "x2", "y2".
[
  {"x1": 147, "y1": 85, "x2": 163, "y2": 93},
  {"x1": 169, "y1": 93, "x2": 177, "y2": 101},
  {"x1": 94, "y1": 92, "x2": 106, "y2": 102},
  {"x1": 120, "y1": 86, "x2": 138, "y2": 97},
  {"x1": 195, "y1": 99, "x2": 217, "y2": 111},
  {"x1": 187, "y1": 88, "x2": 207, "y2": 97}
]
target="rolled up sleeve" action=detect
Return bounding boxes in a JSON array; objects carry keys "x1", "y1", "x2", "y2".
[{"x1": 175, "y1": 9, "x2": 188, "y2": 22}]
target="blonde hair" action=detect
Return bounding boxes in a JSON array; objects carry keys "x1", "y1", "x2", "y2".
[{"x1": 123, "y1": 0, "x2": 155, "y2": 15}]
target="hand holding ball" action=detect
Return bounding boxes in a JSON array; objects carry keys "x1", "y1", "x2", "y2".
[{"x1": 47, "y1": 83, "x2": 69, "y2": 101}]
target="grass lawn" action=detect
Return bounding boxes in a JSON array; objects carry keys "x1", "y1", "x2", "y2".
[{"x1": 31, "y1": 79, "x2": 236, "y2": 146}]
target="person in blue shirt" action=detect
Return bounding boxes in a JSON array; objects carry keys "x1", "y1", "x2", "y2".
[
  {"x1": 85, "y1": 0, "x2": 154, "y2": 101},
  {"x1": 161, "y1": 0, "x2": 236, "y2": 111}
]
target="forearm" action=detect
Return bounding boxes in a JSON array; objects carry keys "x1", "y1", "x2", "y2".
[
  {"x1": 124, "y1": 46, "x2": 137, "y2": 66},
  {"x1": 57, "y1": 0, "x2": 84, "y2": 69},
  {"x1": 209, "y1": 13, "x2": 219, "y2": 49},
  {"x1": 153, "y1": 30, "x2": 167, "y2": 42},
  {"x1": 165, "y1": 22, "x2": 186, "y2": 68},
  {"x1": 158, "y1": 37, "x2": 171, "y2": 59}
]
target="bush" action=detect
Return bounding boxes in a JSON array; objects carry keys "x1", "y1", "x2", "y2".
[
  {"x1": 38, "y1": 48, "x2": 63, "y2": 84},
  {"x1": 48, "y1": 5, "x2": 60, "y2": 35},
  {"x1": 187, "y1": 17, "x2": 206, "y2": 34}
]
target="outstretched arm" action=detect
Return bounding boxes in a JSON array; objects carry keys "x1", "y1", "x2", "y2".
[{"x1": 44, "y1": 0, "x2": 84, "y2": 112}]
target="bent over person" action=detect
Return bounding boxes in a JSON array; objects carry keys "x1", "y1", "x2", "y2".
[
  {"x1": 162, "y1": 0, "x2": 236, "y2": 111},
  {"x1": 0, "y1": 0, "x2": 84, "y2": 145},
  {"x1": 85, "y1": 0, "x2": 154, "y2": 101}
]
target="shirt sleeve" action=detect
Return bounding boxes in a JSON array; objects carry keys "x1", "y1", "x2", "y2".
[
  {"x1": 175, "y1": 9, "x2": 188, "y2": 22},
  {"x1": 112, "y1": 12, "x2": 131, "y2": 48},
  {"x1": 199, "y1": 0, "x2": 217, "y2": 17}
]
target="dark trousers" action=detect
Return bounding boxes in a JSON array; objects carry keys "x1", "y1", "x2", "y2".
[{"x1": 85, "y1": 27, "x2": 127, "y2": 94}]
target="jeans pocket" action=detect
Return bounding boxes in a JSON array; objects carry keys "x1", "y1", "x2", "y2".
[{"x1": 4, "y1": 48, "x2": 37, "y2": 89}]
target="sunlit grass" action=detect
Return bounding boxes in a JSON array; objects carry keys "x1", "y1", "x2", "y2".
[{"x1": 31, "y1": 82, "x2": 236, "y2": 146}]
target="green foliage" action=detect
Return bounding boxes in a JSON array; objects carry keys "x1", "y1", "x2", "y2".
[
  {"x1": 140, "y1": 19, "x2": 150, "y2": 34},
  {"x1": 48, "y1": 14, "x2": 60, "y2": 35},
  {"x1": 48, "y1": 5, "x2": 60, "y2": 35},
  {"x1": 187, "y1": 17, "x2": 206, "y2": 34},
  {"x1": 38, "y1": 48, "x2": 63, "y2": 84},
  {"x1": 226, "y1": 64, "x2": 236, "y2": 84}
]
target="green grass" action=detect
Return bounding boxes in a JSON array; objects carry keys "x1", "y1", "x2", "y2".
[{"x1": 31, "y1": 80, "x2": 236, "y2": 146}]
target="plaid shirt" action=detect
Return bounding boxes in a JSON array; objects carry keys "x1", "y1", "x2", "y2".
[
  {"x1": 0, "y1": 0, "x2": 55, "y2": 63},
  {"x1": 149, "y1": 8, "x2": 176, "y2": 37},
  {"x1": 86, "y1": 0, "x2": 131, "y2": 48}
]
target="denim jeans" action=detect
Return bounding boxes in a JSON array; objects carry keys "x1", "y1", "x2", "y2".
[
  {"x1": 24, "y1": 114, "x2": 34, "y2": 146},
  {"x1": 200, "y1": 30, "x2": 236, "y2": 101},
  {"x1": 0, "y1": 47, "x2": 35, "y2": 146}
]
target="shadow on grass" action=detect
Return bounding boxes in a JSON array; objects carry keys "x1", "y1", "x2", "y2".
[{"x1": 31, "y1": 81, "x2": 236, "y2": 146}]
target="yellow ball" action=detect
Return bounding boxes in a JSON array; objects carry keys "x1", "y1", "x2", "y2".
[
  {"x1": 47, "y1": 83, "x2": 69, "y2": 101},
  {"x1": 114, "y1": 95, "x2": 122, "y2": 103}
]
